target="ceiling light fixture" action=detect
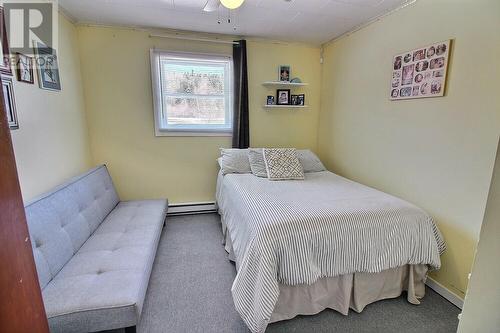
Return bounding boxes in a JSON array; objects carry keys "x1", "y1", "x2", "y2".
[{"x1": 220, "y1": 0, "x2": 245, "y2": 10}]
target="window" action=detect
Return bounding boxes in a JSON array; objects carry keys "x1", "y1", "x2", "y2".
[{"x1": 150, "y1": 50, "x2": 233, "y2": 136}]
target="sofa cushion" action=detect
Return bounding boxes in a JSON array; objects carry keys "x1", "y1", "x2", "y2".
[
  {"x1": 25, "y1": 165, "x2": 120, "y2": 290},
  {"x1": 43, "y1": 200, "x2": 167, "y2": 333}
]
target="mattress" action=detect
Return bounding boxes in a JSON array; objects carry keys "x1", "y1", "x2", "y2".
[{"x1": 216, "y1": 170, "x2": 445, "y2": 333}]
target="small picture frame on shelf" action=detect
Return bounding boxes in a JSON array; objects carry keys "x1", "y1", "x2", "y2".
[
  {"x1": 2, "y1": 76, "x2": 19, "y2": 130},
  {"x1": 290, "y1": 95, "x2": 298, "y2": 105},
  {"x1": 277, "y1": 89, "x2": 290, "y2": 105},
  {"x1": 266, "y1": 95, "x2": 275, "y2": 105},
  {"x1": 297, "y1": 94, "x2": 305, "y2": 106},
  {"x1": 279, "y1": 65, "x2": 290, "y2": 82},
  {"x1": 15, "y1": 53, "x2": 34, "y2": 84}
]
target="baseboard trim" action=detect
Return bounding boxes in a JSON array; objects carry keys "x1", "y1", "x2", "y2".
[
  {"x1": 167, "y1": 202, "x2": 217, "y2": 216},
  {"x1": 425, "y1": 276, "x2": 463, "y2": 309}
]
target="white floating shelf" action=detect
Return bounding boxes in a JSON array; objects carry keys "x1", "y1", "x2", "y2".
[
  {"x1": 262, "y1": 81, "x2": 309, "y2": 87},
  {"x1": 263, "y1": 105, "x2": 309, "y2": 109}
]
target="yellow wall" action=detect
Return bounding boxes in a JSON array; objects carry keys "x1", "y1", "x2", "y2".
[
  {"x1": 11, "y1": 14, "x2": 92, "y2": 202},
  {"x1": 318, "y1": 0, "x2": 500, "y2": 298},
  {"x1": 77, "y1": 26, "x2": 321, "y2": 203},
  {"x1": 247, "y1": 41, "x2": 321, "y2": 149}
]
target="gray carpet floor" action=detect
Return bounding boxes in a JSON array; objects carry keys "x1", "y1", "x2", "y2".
[{"x1": 134, "y1": 213, "x2": 459, "y2": 333}]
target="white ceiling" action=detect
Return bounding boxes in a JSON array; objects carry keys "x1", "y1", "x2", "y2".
[{"x1": 59, "y1": 0, "x2": 411, "y2": 44}]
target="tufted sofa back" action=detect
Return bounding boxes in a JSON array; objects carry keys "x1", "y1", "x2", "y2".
[{"x1": 25, "y1": 165, "x2": 120, "y2": 290}]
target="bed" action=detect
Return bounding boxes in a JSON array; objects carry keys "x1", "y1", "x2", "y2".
[{"x1": 216, "y1": 168, "x2": 445, "y2": 333}]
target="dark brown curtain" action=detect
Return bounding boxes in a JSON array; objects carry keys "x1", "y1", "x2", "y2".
[{"x1": 232, "y1": 40, "x2": 249, "y2": 148}]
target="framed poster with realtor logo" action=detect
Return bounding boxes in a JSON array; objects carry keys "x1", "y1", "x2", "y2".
[{"x1": 390, "y1": 40, "x2": 451, "y2": 100}]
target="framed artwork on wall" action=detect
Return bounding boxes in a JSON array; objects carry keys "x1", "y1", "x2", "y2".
[
  {"x1": 0, "y1": 7, "x2": 12, "y2": 75},
  {"x1": 15, "y1": 53, "x2": 34, "y2": 84},
  {"x1": 297, "y1": 94, "x2": 305, "y2": 106},
  {"x1": 279, "y1": 65, "x2": 290, "y2": 82},
  {"x1": 390, "y1": 40, "x2": 451, "y2": 100},
  {"x1": 277, "y1": 89, "x2": 290, "y2": 105},
  {"x1": 2, "y1": 76, "x2": 19, "y2": 130},
  {"x1": 34, "y1": 41, "x2": 61, "y2": 91}
]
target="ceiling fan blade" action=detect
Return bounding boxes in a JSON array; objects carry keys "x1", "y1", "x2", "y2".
[{"x1": 203, "y1": 0, "x2": 221, "y2": 12}]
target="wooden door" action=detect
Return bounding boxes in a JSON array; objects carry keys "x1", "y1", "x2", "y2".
[{"x1": 0, "y1": 76, "x2": 49, "y2": 332}]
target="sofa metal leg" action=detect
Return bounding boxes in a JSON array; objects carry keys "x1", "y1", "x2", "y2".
[{"x1": 125, "y1": 326, "x2": 136, "y2": 333}]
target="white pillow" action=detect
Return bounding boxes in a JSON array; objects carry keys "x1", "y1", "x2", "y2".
[
  {"x1": 248, "y1": 148, "x2": 268, "y2": 178},
  {"x1": 219, "y1": 148, "x2": 251, "y2": 175},
  {"x1": 296, "y1": 149, "x2": 326, "y2": 173},
  {"x1": 263, "y1": 148, "x2": 305, "y2": 181}
]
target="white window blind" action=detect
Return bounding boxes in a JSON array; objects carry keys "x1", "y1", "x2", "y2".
[{"x1": 150, "y1": 50, "x2": 233, "y2": 136}]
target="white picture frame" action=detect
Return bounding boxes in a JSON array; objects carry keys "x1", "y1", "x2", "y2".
[
  {"x1": 33, "y1": 41, "x2": 61, "y2": 91},
  {"x1": 2, "y1": 76, "x2": 19, "y2": 129}
]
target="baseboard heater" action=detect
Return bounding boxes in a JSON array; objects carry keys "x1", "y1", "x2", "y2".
[{"x1": 167, "y1": 202, "x2": 218, "y2": 216}]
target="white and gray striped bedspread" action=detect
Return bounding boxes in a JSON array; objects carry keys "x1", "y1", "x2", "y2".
[{"x1": 217, "y1": 171, "x2": 445, "y2": 333}]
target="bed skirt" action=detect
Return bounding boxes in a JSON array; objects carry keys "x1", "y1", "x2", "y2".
[
  {"x1": 222, "y1": 230, "x2": 427, "y2": 324},
  {"x1": 270, "y1": 264, "x2": 427, "y2": 323}
]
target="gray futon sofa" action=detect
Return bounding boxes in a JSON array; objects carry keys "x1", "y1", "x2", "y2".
[{"x1": 25, "y1": 165, "x2": 168, "y2": 333}]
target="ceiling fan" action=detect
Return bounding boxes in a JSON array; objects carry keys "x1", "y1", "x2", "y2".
[{"x1": 203, "y1": 0, "x2": 245, "y2": 11}]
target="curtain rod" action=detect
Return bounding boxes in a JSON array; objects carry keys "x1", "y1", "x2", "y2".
[{"x1": 149, "y1": 33, "x2": 239, "y2": 45}]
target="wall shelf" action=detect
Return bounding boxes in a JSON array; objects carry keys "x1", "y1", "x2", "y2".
[
  {"x1": 263, "y1": 105, "x2": 309, "y2": 109},
  {"x1": 262, "y1": 81, "x2": 309, "y2": 87}
]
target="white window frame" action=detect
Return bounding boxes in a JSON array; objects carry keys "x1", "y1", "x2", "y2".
[{"x1": 150, "y1": 49, "x2": 233, "y2": 137}]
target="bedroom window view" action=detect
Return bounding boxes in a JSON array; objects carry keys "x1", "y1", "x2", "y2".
[{"x1": 153, "y1": 52, "x2": 232, "y2": 134}]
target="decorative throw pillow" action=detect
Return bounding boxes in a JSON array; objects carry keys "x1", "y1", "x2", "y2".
[
  {"x1": 219, "y1": 148, "x2": 251, "y2": 175},
  {"x1": 263, "y1": 148, "x2": 305, "y2": 181},
  {"x1": 296, "y1": 149, "x2": 326, "y2": 173},
  {"x1": 248, "y1": 148, "x2": 268, "y2": 178}
]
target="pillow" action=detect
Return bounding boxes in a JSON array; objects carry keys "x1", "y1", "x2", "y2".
[
  {"x1": 296, "y1": 149, "x2": 326, "y2": 173},
  {"x1": 263, "y1": 148, "x2": 305, "y2": 181},
  {"x1": 219, "y1": 148, "x2": 251, "y2": 175},
  {"x1": 248, "y1": 148, "x2": 268, "y2": 178}
]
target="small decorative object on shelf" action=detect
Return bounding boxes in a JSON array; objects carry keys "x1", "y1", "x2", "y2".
[
  {"x1": 266, "y1": 95, "x2": 275, "y2": 105},
  {"x1": 290, "y1": 77, "x2": 302, "y2": 83},
  {"x1": 279, "y1": 65, "x2": 290, "y2": 82},
  {"x1": 276, "y1": 89, "x2": 290, "y2": 105},
  {"x1": 290, "y1": 95, "x2": 298, "y2": 105},
  {"x1": 297, "y1": 94, "x2": 305, "y2": 106}
]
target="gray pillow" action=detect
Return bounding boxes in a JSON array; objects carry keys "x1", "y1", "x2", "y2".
[
  {"x1": 248, "y1": 148, "x2": 268, "y2": 178},
  {"x1": 296, "y1": 149, "x2": 326, "y2": 173},
  {"x1": 219, "y1": 148, "x2": 251, "y2": 175},
  {"x1": 263, "y1": 148, "x2": 305, "y2": 181}
]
